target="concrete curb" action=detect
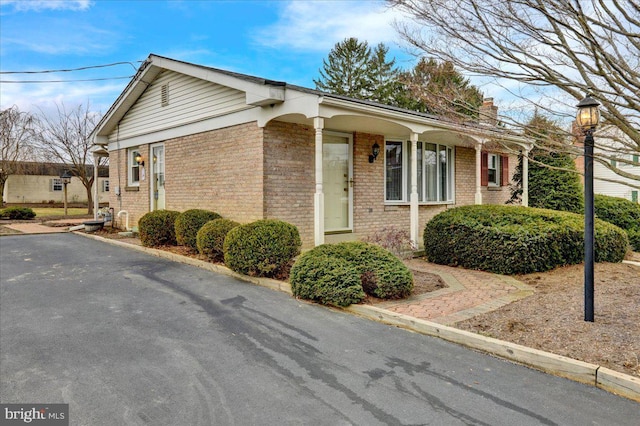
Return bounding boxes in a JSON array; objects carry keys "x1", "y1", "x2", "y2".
[{"x1": 73, "y1": 231, "x2": 640, "y2": 403}]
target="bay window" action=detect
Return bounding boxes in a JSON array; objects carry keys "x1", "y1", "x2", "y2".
[{"x1": 385, "y1": 140, "x2": 454, "y2": 203}]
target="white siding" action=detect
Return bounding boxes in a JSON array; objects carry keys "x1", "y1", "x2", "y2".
[
  {"x1": 594, "y1": 160, "x2": 640, "y2": 201},
  {"x1": 109, "y1": 70, "x2": 247, "y2": 142}
]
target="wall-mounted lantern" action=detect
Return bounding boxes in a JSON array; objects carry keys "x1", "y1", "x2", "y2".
[
  {"x1": 369, "y1": 143, "x2": 381, "y2": 163},
  {"x1": 134, "y1": 152, "x2": 145, "y2": 167}
]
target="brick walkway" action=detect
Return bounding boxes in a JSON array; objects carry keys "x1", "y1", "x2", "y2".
[{"x1": 377, "y1": 259, "x2": 534, "y2": 325}]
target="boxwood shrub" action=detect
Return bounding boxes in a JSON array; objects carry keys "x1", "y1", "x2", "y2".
[
  {"x1": 595, "y1": 194, "x2": 640, "y2": 251},
  {"x1": 196, "y1": 218, "x2": 240, "y2": 261},
  {"x1": 223, "y1": 219, "x2": 301, "y2": 278},
  {"x1": 423, "y1": 205, "x2": 628, "y2": 275},
  {"x1": 0, "y1": 206, "x2": 36, "y2": 220},
  {"x1": 138, "y1": 210, "x2": 180, "y2": 247},
  {"x1": 290, "y1": 254, "x2": 365, "y2": 307},
  {"x1": 175, "y1": 209, "x2": 222, "y2": 250},
  {"x1": 290, "y1": 241, "x2": 413, "y2": 305}
]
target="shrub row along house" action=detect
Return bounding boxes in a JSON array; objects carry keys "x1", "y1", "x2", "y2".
[{"x1": 90, "y1": 54, "x2": 531, "y2": 249}]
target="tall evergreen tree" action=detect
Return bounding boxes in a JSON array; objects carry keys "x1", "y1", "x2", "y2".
[
  {"x1": 368, "y1": 43, "x2": 400, "y2": 105},
  {"x1": 509, "y1": 113, "x2": 584, "y2": 213},
  {"x1": 314, "y1": 38, "x2": 372, "y2": 98}
]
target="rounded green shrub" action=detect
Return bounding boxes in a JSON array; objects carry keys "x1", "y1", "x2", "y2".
[
  {"x1": 196, "y1": 218, "x2": 240, "y2": 261},
  {"x1": 594, "y1": 195, "x2": 640, "y2": 252},
  {"x1": 594, "y1": 194, "x2": 640, "y2": 231},
  {"x1": 290, "y1": 254, "x2": 365, "y2": 307},
  {"x1": 627, "y1": 227, "x2": 640, "y2": 252},
  {"x1": 223, "y1": 219, "x2": 301, "y2": 278},
  {"x1": 311, "y1": 242, "x2": 414, "y2": 299},
  {"x1": 175, "y1": 209, "x2": 221, "y2": 250},
  {"x1": 423, "y1": 205, "x2": 628, "y2": 275},
  {"x1": 1, "y1": 206, "x2": 36, "y2": 220},
  {"x1": 138, "y1": 210, "x2": 180, "y2": 247}
]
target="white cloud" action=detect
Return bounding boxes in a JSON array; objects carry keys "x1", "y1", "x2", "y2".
[
  {"x1": 254, "y1": 1, "x2": 407, "y2": 51},
  {"x1": 0, "y1": 0, "x2": 92, "y2": 12}
]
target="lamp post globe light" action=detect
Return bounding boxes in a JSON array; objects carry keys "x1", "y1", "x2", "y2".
[{"x1": 576, "y1": 94, "x2": 600, "y2": 322}]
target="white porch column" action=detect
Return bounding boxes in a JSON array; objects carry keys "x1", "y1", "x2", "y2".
[
  {"x1": 409, "y1": 133, "x2": 420, "y2": 247},
  {"x1": 475, "y1": 142, "x2": 483, "y2": 205},
  {"x1": 313, "y1": 117, "x2": 325, "y2": 246},
  {"x1": 522, "y1": 147, "x2": 530, "y2": 207},
  {"x1": 93, "y1": 154, "x2": 100, "y2": 220}
]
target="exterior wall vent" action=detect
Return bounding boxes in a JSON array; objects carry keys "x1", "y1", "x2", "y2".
[{"x1": 161, "y1": 84, "x2": 169, "y2": 107}]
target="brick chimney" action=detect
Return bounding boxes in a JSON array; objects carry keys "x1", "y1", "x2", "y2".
[{"x1": 479, "y1": 97, "x2": 498, "y2": 126}]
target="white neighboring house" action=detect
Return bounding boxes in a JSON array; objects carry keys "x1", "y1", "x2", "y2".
[
  {"x1": 2, "y1": 162, "x2": 109, "y2": 205},
  {"x1": 591, "y1": 126, "x2": 640, "y2": 203}
]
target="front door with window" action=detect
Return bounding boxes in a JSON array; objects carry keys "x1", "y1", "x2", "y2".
[
  {"x1": 323, "y1": 133, "x2": 353, "y2": 232},
  {"x1": 150, "y1": 144, "x2": 165, "y2": 210}
]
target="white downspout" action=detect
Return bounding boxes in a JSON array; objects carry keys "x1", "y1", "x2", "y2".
[{"x1": 117, "y1": 210, "x2": 130, "y2": 231}]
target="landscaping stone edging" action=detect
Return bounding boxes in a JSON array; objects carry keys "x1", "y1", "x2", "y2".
[{"x1": 73, "y1": 231, "x2": 640, "y2": 403}]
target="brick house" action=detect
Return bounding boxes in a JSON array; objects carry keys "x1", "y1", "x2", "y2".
[{"x1": 91, "y1": 54, "x2": 531, "y2": 248}]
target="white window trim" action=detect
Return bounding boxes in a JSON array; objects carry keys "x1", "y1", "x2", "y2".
[
  {"x1": 51, "y1": 178, "x2": 63, "y2": 192},
  {"x1": 488, "y1": 153, "x2": 500, "y2": 187},
  {"x1": 128, "y1": 148, "x2": 141, "y2": 187},
  {"x1": 384, "y1": 139, "x2": 455, "y2": 205},
  {"x1": 102, "y1": 179, "x2": 110, "y2": 192}
]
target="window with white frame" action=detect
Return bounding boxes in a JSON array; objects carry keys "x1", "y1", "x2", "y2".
[
  {"x1": 102, "y1": 179, "x2": 110, "y2": 192},
  {"x1": 128, "y1": 148, "x2": 141, "y2": 186},
  {"x1": 385, "y1": 140, "x2": 454, "y2": 203},
  {"x1": 487, "y1": 153, "x2": 500, "y2": 186},
  {"x1": 51, "y1": 178, "x2": 63, "y2": 192}
]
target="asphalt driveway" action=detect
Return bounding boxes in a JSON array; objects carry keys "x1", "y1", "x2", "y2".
[{"x1": 1, "y1": 234, "x2": 637, "y2": 425}]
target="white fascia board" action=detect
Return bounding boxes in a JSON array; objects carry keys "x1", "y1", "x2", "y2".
[{"x1": 107, "y1": 107, "x2": 258, "y2": 151}]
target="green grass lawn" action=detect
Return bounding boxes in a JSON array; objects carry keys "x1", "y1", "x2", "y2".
[{"x1": 31, "y1": 207, "x2": 91, "y2": 217}]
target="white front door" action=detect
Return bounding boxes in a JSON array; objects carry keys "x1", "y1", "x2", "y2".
[
  {"x1": 150, "y1": 144, "x2": 165, "y2": 211},
  {"x1": 323, "y1": 132, "x2": 353, "y2": 232}
]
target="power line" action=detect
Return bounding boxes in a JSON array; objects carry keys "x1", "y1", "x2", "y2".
[
  {"x1": 1, "y1": 76, "x2": 134, "y2": 83},
  {"x1": 0, "y1": 61, "x2": 142, "y2": 74}
]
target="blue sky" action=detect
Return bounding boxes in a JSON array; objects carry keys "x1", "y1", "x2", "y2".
[{"x1": 1, "y1": 0, "x2": 422, "y2": 116}]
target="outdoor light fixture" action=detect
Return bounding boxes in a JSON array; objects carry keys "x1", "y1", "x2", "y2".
[
  {"x1": 576, "y1": 94, "x2": 601, "y2": 322},
  {"x1": 135, "y1": 152, "x2": 145, "y2": 167},
  {"x1": 369, "y1": 142, "x2": 381, "y2": 163},
  {"x1": 60, "y1": 170, "x2": 72, "y2": 184},
  {"x1": 60, "y1": 170, "x2": 72, "y2": 216}
]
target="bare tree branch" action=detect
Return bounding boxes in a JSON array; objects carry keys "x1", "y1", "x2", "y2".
[
  {"x1": 35, "y1": 102, "x2": 104, "y2": 214},
  {"x1": 389, "y1": 0, "x2": 640, "y2": 183},
  {"x1": 0, "y1": 106, "x2": 38, "y2": 205}
]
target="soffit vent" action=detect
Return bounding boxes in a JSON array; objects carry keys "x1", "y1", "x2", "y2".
[{"x1": 161, "y1": 84, "x2": 169, "y2": 107}]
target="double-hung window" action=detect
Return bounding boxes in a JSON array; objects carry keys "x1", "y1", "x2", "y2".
[
  {"x1": 487, "y1": 153, "x2": 500, "y2": 186},
  {"x1": 128, "y1": 148, "x2": 141, "y2": 186},
  {"x1": 385, "y1": 140, "x2": 454, "y2": 203},
  {"x1": 51, "y1": 178, "x2": 63, "y2": 192}
]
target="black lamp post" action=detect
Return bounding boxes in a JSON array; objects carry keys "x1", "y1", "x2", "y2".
[
  {"x1": 576, "y1": 95, "x2": 600, "y2": 322},
  {"x1": 60, "y1": 170, "x2": 72, "y2": 216}
]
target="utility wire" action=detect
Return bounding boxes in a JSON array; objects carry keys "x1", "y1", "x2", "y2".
[
  {"x1": 0, "y1": 61, "x2": 141, "y2": 74},
  {"x1": 0, "y1": 76, "x2": 134, "y2": 83}
]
